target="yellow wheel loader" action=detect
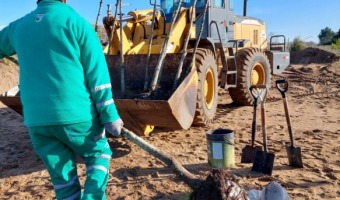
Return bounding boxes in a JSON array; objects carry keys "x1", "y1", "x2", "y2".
[{"x1": 0, "y1": 0, "x2": 290, "y2": 136}]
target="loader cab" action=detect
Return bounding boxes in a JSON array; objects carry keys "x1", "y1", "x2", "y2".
[
  {"x1": 160, "y1": 0, "x2": 203, "y2": 22},
  {"x1": 159, "y1": 0, "x2": 235, "y2": 45},
  {"x1": 206, "y1": 0, "x2": 235, "y2": 44}
]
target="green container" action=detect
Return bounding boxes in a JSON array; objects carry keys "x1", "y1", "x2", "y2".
[{"x1": 206, "y1": 129, "x2": 235, "y2": 169}]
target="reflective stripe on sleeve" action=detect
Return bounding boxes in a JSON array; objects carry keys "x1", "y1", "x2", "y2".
[
  {"x1": 98, "y1": 154, "x2": 112, "y2": 159},
  {"x1": 91, "y1": 83, "x2": 112, "y2": 92},
  {"x1": 87, "y1": 165, "x2": 108, "y2": 174},
  {"x1": 96, "y1": 99, "x2": 114, "y2": 108},
  {"x1": 54, "y1": 176, "x2": 78, "y2": 190}
]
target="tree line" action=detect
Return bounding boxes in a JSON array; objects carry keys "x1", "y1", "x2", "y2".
[
  {"x1": 290, "y1": 27, "x2": 340, "y2": 52},
  {"x1": 318, "y1": 27, "x2": 340, "y2": 45}
]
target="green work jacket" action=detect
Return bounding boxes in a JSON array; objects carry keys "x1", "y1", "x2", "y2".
[{"x1": 0, "y1": 0, "x2": 120, "y2": 126}]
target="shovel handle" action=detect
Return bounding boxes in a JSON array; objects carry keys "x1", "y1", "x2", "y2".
[
  {"x1": 249, "y1": 85, "x2": 263, "y2": 147},
  {"x1": 250, "y1": 85, "x2": 269, "y2": 152},
  {"x1": 250, "y1": 84, "x2": 268, "y2": 100},
  {"x1": 276, "y1": 80, "x2": 295, "y2": 146},
  {"x1": 284, "y1": 99, "x2": 294, "y2": 147},
  {"x1": 251, "y1": 97, "x2": 258, "y2": 147},
  {"x1": 275, "y1": 79, "x2": 288, "y2": 98},
  {"x1": 259, "y1": 88, "x2": 268, "y2": 153},
  {"x1": 250, "y1": 86, "x2": 260, "y2": 100},
  {"x1": 249, "y1": 85, "x2": 261, "y2": 147}
]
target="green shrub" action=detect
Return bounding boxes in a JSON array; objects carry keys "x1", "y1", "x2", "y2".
[
  {"x1": 289, "y1": 37, "x2": 306, "y2": 52},
  {"x1": 331, "y1": 38, "x2": 340, "y2": 50}
]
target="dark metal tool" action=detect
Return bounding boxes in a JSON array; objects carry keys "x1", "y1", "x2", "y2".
[
  {"x1": 276, "y1": 79, "x2": 303, "y2": 168},
  {"x1": 251, "y1": 85, "x2": 275, "y2": 175},
  {"x1": 241, "y1": 86, "x2": 263, "y2": 163}
]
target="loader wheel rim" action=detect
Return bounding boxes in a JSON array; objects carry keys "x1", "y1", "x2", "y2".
[
  {"x1": 251, "y1": 62, "x2": 266, "y2": 85},
  {"x1": 204, "y1": 68, "x2": 215, "y2": 109}
]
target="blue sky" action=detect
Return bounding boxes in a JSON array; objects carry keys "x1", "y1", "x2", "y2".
[{"x1": 0, "y1": 0, "x2": 339, "y2": 43}]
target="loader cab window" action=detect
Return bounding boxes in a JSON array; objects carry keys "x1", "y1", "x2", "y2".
[
  {"x1": 229, "y1": 0, "x2": 234, "y2": 10},
  {"x1": 160, "y1": 0, "x2": 173, "y2": 15},
  {"x1": 213, "y1": 0, "x2": 224, "y2": 8},
  {"x1": 160, "y1": 0, "x2": 192, "y2": 14},
  {"x1": 160, "y1": 0, "x2": 205, "y2": 22},
  {"x1": 181, "y1": 0, "x2": 194, "y2": 8},
  {"x1": 197, "y1": 0, "x2": 205, "y2": 8}
]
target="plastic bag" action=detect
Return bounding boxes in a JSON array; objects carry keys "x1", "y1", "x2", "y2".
[{"x1": 248, "y1": 181, "x2": 291, "y2": 200}]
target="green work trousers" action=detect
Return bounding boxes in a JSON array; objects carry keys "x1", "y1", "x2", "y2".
[{"x1": 28, "y1": 117, "x2": 112, "y2": 200}]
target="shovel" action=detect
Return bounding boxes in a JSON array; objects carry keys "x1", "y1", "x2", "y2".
[
  {"x1": 251, "y1": 85, "x2": 275, "y2": 175},
  {"x1": 276, "y1": 79, "x2": 303, "y2": 168},
  {"x1": 241, "y1": 86, "x2": 263, "y2": 163}
]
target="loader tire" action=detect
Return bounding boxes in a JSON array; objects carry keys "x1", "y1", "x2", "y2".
[
  {"x1": 228, "y1": 48, "x2": 271, "y2": 106},
  {"x1": 193, "y1": 48, "x2": 218, "y2": 126}
]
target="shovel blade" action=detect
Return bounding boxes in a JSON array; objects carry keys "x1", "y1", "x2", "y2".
[
  {"x1": 286, "y1": 145, "x2": 303, "y2": 168},
  {"x1": 251, "y1": 151, "x2": 266, "y2": 172},
  {"x1": 251, "y1": 151, "x2": 275, "y2": 176},
  {"x1": 262, "y1": 153, "x2": 275, "y2": 176},
  {"x1": 241, "y1": 145, "x2": 263, "y2": 163}
]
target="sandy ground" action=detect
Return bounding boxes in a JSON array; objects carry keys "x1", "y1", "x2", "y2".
[{"x1": 0, "y1": 50, "x2": 339, "y2": 199}]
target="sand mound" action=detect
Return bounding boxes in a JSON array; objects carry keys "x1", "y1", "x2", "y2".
[{"x1": 290, "y1": 47, "x2": 340, "y2": 64}]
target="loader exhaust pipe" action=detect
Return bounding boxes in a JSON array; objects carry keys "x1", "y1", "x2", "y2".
[{"x1": 243, "y1": 0, "x2": 248, "y2": 16}]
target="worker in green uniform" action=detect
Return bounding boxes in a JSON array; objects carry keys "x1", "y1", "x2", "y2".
[{"x1": 0, "y1": 0, "x2": 123, "y2": 199}]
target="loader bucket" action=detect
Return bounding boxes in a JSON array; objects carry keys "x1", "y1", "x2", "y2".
[
  {"x1": 0, "y1": 86, "x2": 22, "y2": 114},
  {"x1": 106, "y1": 53, "x2": 198, "y2": 135},
  {"x1": 0, "y1": 54, "x2": 198, "y2": 136}
]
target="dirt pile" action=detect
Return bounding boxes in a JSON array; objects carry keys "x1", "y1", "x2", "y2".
[{"x1": 290, "y1": 47, "x2": 340, "y2": 64}]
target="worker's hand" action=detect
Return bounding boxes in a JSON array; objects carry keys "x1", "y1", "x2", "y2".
[{"x1": 104, "y1": 118, "x2": 124, "y2": 137}]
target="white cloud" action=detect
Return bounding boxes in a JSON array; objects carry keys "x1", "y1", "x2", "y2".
[{"x1": 0, "y1": 25, "x2": 5, "y2": 30}]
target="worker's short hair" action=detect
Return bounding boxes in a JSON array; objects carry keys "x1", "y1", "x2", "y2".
[{"x1": 37, "y1": 0, "x2": 65, "y2": 4}]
